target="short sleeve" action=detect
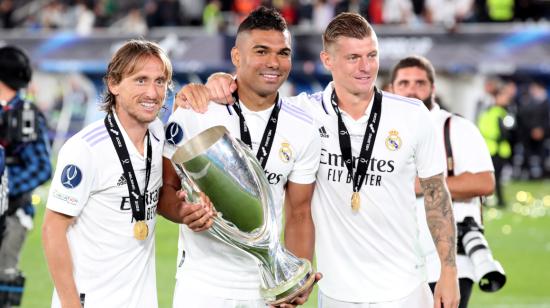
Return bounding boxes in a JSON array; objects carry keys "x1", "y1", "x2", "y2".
[
  {"x1": 287, "y1": 121, "x2": 321, "y2": 184},
  {"x1": 46, "y1": 139, "x2": 94, "y2": 217},
  {"x1": 451, "y1": 117, "x2": 494, "y2": 174},
  {"x1": 415, "y1": 108, "x2": 446, "y2": 179}
]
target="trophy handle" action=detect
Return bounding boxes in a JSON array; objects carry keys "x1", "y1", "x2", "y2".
[{"x1": 172, "y1": 162, "x2": 202, "y2": 204}]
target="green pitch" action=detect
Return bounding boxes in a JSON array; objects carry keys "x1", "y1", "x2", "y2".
[{"x1": 18, "y1": 180, "x2": 550, "y2": 307}]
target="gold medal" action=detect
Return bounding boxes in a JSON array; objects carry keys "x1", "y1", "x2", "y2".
[
  {"x1": 351, "y1": 192, "x2": 360, "y2": 212},
  {"x1": 133, "y1": 220, "x2": 149, "y2": 240}
]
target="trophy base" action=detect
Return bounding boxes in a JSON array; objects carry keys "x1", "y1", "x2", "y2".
[{"x1": 262, "y1": 259, "x2": 316, "y2": 305}]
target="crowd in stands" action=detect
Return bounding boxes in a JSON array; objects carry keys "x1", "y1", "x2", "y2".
[{"x1": 1, "y1": 0, "x2": 550, "y2": 34}]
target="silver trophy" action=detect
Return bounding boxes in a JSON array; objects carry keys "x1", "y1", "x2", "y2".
[{"x1": 171, "y1": 125, "x2": 314, "y2": 305}]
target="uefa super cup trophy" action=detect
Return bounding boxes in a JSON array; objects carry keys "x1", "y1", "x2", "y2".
[{"x1": 171, "y1": 125, "x2": 315, "y2": 305}]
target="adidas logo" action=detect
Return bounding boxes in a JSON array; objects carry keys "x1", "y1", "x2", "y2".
[
  {"x1": 319, "y1": 126, "x2": 329, "y2": 138},
  {"x1": 117, "y1": 174, "x2": 127, "y2": 186}
]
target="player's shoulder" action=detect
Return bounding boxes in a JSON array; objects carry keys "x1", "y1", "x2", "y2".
[
  {"x1": 279, "y1": 95, "x2": 315, "y2": 126},
  {"x1": 148, "y1": 118, "x2": 165, "y2": 142},
  {"x1": 71, "y1": 119, "x2": 108, "y2": 149}
]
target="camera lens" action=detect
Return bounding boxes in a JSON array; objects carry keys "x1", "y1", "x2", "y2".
[{"x1": 462, "y1": 230, "x2": 506, "y2": 292}]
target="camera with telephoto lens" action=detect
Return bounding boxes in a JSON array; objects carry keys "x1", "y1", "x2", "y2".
[{"x1": 457, "y1": 216, "x2": 506, "y2": 292}]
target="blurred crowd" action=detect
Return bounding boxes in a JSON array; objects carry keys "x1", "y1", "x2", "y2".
[
  {"x1": 1, "y1": 0, "x2": 550, "y2": 35},
  {"x1": 476, "y1": 77, "x2": 550, "y2": 186}
]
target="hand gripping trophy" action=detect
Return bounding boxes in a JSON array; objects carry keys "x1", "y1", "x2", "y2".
[{"x1": 171, "y1": 126, "x2": 315, "y2": 305}]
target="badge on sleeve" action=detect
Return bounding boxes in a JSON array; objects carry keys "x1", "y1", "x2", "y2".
[
  {"x1": 61, "y1": 165, "x2": 82, "y2": 189},
  {"x1": 165, "y1": 122, "x2": 184, "y2": 145}
]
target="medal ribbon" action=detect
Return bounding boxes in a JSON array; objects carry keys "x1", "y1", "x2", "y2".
[
  {"x1": 231, "y1": 92, "x2": 281, "y2": 169},
  {"x1": 330, "y1": 87, "x2": 383, "y2": 194},
  {"x1": 105, "y1": 113, "x2": 152, "y2": 222}
]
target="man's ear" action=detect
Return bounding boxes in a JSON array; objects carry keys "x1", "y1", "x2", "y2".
[
  {"x1": 108, "y1": 78, "x2": 119, "y2": 96},
  {"x1": 320, "y1": 50, "x2": 332, "y2": 72},
  {"x1": 231, "y1": 47, "x2": 239, "y2": 68}
]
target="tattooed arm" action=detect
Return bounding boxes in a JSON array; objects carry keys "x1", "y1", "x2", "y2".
[{"x1": 420, "y1": 172, "x2": 460, "y2": 308}]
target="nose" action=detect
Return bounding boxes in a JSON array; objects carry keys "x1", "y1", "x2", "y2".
[
  {"x1": 358, "y1": 57, "x2": 370, "y2": 71},
  {"x1": 266, "y1": 53, "x2": 279, "y2": 69},
  {"x1": 144, "y1": 82, "x2": 160, "y2": 99}
]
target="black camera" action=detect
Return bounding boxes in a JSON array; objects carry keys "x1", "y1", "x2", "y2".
[
  {"x1": 0, "y1": 101, "x2": 39, "y2": 146},
  {"x1": 457, "y1": 216, "x2": 506, "y2": 292}
]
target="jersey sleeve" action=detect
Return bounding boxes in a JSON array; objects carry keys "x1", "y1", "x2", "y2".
[
  {"x1": 46, "y1": 138, "x2": 94, "y2": 217},
  {"x1": 287, "y1": 121, "x2": 321, "y2": 184},
  {"x1": 451, "y1": 116, "x2": 494, "y2": 174},
  {"x1": 163, "y1": 107, "x2": 197, "y2": 159},
  {"x1": 415, "y1": 107, "x2": 446, "y2": 179}
]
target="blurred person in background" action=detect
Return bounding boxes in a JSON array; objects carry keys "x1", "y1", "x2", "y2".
[
  {"x1": 0, "y1": 45, "x2": 52, "y2": 307},
  {"x1": 516, "y1": 80, "x2": 549, "y2": 179},
  {"x1": 390, "y1": 55, "x2": 495, "y2": 308},
  {"x1": 0, "y1": 145, "x2": 8, "y2": 248},
  {"x1": 478, "y1": 82, "x2": 516, "y2": 207}
]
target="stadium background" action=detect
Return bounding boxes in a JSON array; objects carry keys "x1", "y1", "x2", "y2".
[{"x1": 1, "y1": 0, "x2": 550, "y2": 307}]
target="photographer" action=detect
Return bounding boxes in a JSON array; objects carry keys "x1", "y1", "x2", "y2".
[
  {"x1": 390, "y1": 56, "x2": 505, "y2": 308},
  {"x1": 0, "y1": 45, "x2": 52, "y2": 307}
]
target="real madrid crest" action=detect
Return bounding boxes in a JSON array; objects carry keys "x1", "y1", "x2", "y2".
[
  {"x1": 279, "y1": 142, "x2": 293, "y2": 163},
  {"x1": 385, "y1": 129, "x2": 402, "y2": 151}
]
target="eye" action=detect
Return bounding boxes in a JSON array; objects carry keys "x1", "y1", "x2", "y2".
[
  {"x1": 136, "y1": 77, "x2": 146, "y2": 84},
  {"x1": 155, "y1": 79, "x2": 166, "y2": 86},
  {"x1": 279, "y1": 50, "x2": 291, "y2": 57},
  {"x1": 256, "y1": 49, "x2": 267, "y2": 55}
]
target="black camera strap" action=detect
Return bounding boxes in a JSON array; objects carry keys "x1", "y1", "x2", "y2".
[
  {"x1": 104, "y1": 113, "x2": 151, "y2": 222},
  {"x1": 231, "y1": 92, "x2": 281, "y2": 169},
  {"x1": 330, "y1": 87, "x2": 382, "y2": 207}
]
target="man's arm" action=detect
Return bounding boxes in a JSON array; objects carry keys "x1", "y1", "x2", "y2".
[
  {"x1": 419, "y1": 172, "x2": 460, "y2": 308},
  {"x1": 42, "y1": 209, "x2": 81, "y2": 308},
  {"x1": 446, "y1": 171, "x2": 494, "y2": 200},
  {"x1": 415, "y1": 171, "x2": 494, "y2": 200},
  {"x1": 157, "y1": 157, "x2": 213, "y2": 231},
  {"x1": 279, "y1": 181, "x2": 321, "y2": 308},
  {"x1": 284, "y1": 182, "x2": 315, "y2": 261}
]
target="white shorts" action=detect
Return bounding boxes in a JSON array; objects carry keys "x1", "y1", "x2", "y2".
[
  {"x1": 318, "y1": 283, "x2": 433, "y2": 308},
  {"x1": 172, "y1": 279, "x2": 266, "y2": 308}
]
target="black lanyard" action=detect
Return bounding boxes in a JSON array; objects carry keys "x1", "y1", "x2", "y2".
[
  {"x1": 231, "y1": 92, "x2": 281, "y2": 169},
  {"x1": 105, "y1": 113, "x2": 152, "y2": 221},
  {"x1": 331, "y1": 87, "x2": 382, "y2": 193}
]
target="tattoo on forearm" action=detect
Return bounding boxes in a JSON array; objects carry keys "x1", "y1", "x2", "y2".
[{"x1": 420, "y1": 173, "x2": 457, "y2": 267}]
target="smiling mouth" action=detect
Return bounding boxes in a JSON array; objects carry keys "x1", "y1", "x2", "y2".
[
  {"x1": 260, "y1": 72, "x2": 281, "y2": 82},
  {"x1": 140, "y1": 101, "x2": 158, "y2": 110}
]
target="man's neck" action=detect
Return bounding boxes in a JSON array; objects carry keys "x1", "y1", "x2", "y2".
[
  {"x1": 237, "y1": 89, "x2": 278, "y2": 112},
  {"x1": 114, "y1": 108, "x2": 148, "y2": 155},
  {"x1": 333, "y1": 83, "x2": 374, "y2": 120}
]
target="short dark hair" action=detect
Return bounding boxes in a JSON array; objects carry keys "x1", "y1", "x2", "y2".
[
  {"x1": 101, "y1": 39, "x2": 173, "y2": 112},
  {"x1": 237, "y1": 6, "x2": 287, "y2": 35},
  {"x1": 323, "y1": 12, "x2": 374, "y2": 51},
  {"x1": 0, "y1": 45, "x2": 32, "y2": 90},
  {"x1": 390, "y1": 55, "x2": 436, "y2": 85}
]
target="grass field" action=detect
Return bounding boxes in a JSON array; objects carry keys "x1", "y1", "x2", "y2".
[{"x1": 18, "y1": 180, "x2": 550, "y2": 307}]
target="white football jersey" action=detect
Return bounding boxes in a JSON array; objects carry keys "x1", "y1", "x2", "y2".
[
  {"x1": 47, "y1": 112, "x2": 163, "y2": 308},
  {"x1": 163, "y1": 96, "x2": 320, "y2": 300},
  {"x1": 305, "y1": 83, "x2": 446, "y2": 302},
  {"x1": 416, "y1": 104, "x2": 494, "y2": 282}
]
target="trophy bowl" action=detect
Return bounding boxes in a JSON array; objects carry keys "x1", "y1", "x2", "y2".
[{"x1": 171, "y1": 125, "x2": 315, "y2": 305}]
